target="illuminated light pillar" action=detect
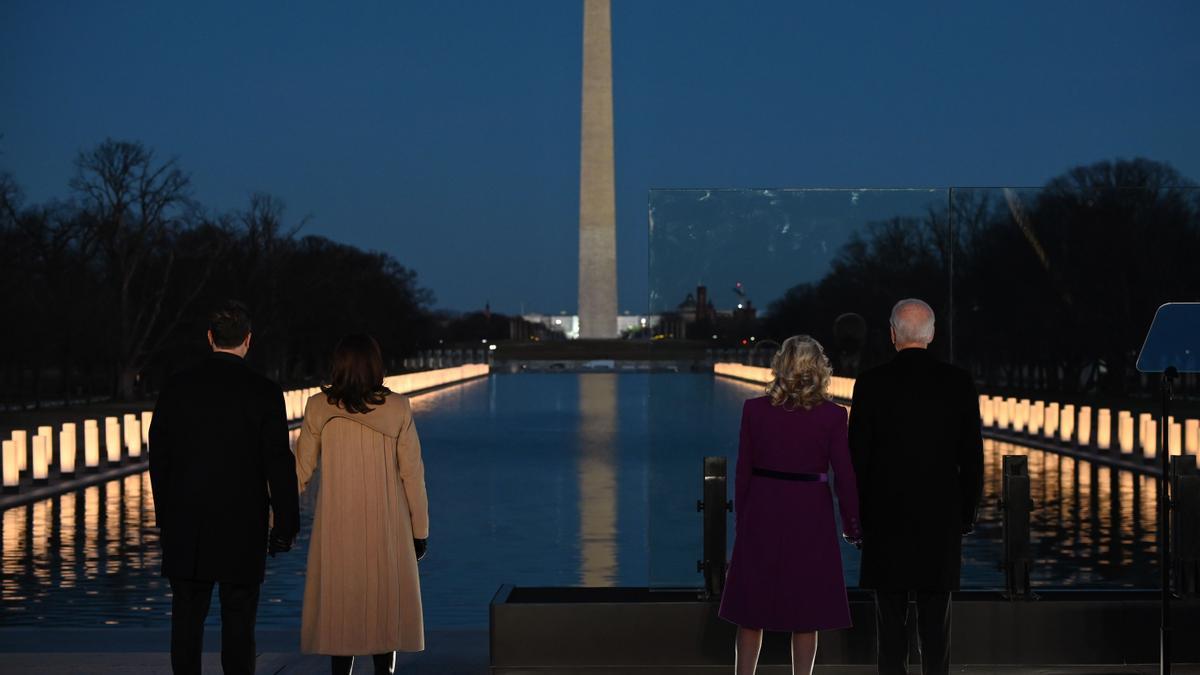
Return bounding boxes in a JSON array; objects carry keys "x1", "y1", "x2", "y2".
[
  {"x1": 994, "y1": 396, "x2": 1009, "y2": 429},
  {"x1": 60, "y1": 423, "x2": 77, "y2": 476},
  {"x1": 36, "y1": 426, "x2": 54, "y2": 466},
  {"x1": 126, "y1": 420, "x2": 143, "y2": 460},
  {"x1": 31, "y1": 435, "x2": 49, "y2": 484},
  {"x1": 1097, "y1": 408, "x2": 1112, "y2": 450},
  {"x1": 577, "y1": 0, "x2": 618, "y2": 339},
  {"x1": 1059, "y1": 404, "x2": 1075, "y2": 443},
  {"x1": 1186, "y1": 419, "x2": 1200, "y2": 456},
  {"x1": 1029, "y1": 401, "x2": 1044, "y2": 435},
  {"x1": 1044, "y1": 402, "x2": 1060, "y2": 439},
  {"x1": 979, "y1": 395, "x2": 994, "y2": 427},
  {"x1": 141, "y1": 411, "x2": 153, "y2": 446},
  {"x1": 1142, "y1": 418, "x2": 1157, "y2": 460},
  {"x1": 1118, "y1": 411, "x2": 1135, "y2": 454},
  {"x1": 1014, "y1": 399, "x2": 1030, "y2": 433},
  {"x1": 2, "y1": 440, "x2": 18, "y2": 492},
  {"x1": 1168, "y1": 417, "x2": 1182, "y2": 456},
  {"x1": 1077, "y1": 406, "x2": 1092, "y2": 448},
  {"x1": 11, "y1": 430, "x2": 27, "y2": 472},
  {"x1": 105, "y1": 417, "x2": 122, "y2": 465},
  {"x1": 83, "y1": 420, "x2": 101, "y2": 470}
]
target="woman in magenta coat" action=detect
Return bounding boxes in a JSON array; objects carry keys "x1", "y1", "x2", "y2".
[{"x1": 718, "y1": 335, "x2": 862, "y2": 675}]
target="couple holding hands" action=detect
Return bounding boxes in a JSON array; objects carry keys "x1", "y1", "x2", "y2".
[
  {"x1": 149, "y1": 301, "x2": 426, "y2": 675},
  {"x1": 719, "y1": 298, "x2": 984, "y2": 675}
]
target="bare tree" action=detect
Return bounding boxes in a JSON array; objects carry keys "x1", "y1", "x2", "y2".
[{"x1": 70, "y1": 138, "x2": 215, "y2": 399}]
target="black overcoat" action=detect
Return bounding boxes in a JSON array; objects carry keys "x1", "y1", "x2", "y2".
[
  {"x1": 848, "y1": 348, "x2": 983, "y2": 591},
  {"x1": 148, "y1": 352, "x2": 300, "y2": 584}
]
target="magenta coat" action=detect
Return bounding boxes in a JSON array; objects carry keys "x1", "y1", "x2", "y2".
[{"x1": 718, "y1": 396, "x2": 862, "y2": 632}]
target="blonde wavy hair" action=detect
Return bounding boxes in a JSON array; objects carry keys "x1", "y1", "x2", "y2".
[{"x1": 767, "y1": 335, "x2": 833, "y2": 410}]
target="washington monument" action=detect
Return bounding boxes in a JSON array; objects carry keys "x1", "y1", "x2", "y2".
[{"x1": 578, "y1": 0, "x2": 617, "y2": 338}]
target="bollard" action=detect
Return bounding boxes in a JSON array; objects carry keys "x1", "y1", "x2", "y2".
[
  {"x1": 1001, "y1": 455, "x2": 1035, "y2": 599},
  {"x1": 1171, "y1": 456, "x2": 1200, "y2": 598},
  {"x1": 697, "y1": 456, "x2": 732, "y2": 600}
]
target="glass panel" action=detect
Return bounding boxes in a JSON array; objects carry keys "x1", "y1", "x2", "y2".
[
  {"x1": 646, "y1": 188, "x2": 951, "y2": 588},
  {"x1": 647, "y1": 183, "x2": 1200, "y2": 590}
]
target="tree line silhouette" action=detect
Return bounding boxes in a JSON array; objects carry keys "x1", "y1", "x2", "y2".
[
  {"x1": 761, "y1": 158, "x2": 1200, "y2": 396},
  {"x1": 1, "y1": 138, "x2": 441, "y2": 405}
]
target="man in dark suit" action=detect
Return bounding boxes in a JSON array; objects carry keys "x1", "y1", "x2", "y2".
[
  {"x1": 848, "y1": 298, "x2": 983, "y2": 675},
  {"x1": 149, "y1": 301, "x2": 300, "y2": 675}
]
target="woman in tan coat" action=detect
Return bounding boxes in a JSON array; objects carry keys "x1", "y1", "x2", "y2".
[{"x1": 296, "y1": 334, "x2": 429, "y2": 675}]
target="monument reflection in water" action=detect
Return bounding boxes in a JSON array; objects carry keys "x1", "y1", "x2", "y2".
[{"x1": 0, "y1": 374, "x2": 1162, "y2": 630}]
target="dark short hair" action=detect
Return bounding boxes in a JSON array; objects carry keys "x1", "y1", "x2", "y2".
[
  {"x1": 322, "y1": 334, "x2": 389, "y2": 414},
  {"x1": 208, "y1": 300, "x2": 252, "y2": 348}
]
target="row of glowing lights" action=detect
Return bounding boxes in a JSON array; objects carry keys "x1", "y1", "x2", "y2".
[
  {"x1": 2, "y1": 364, "x2": 490, "y2": 491},
  {"x1": 979, "y1": 396, "x2": 1199, "y2": 458},
  {"x1": 713, "y1": 363, "x2": 1198, "y2": 459},
  {"x1": 1, "y1": 413, "x2": 152, "y2": 488}
]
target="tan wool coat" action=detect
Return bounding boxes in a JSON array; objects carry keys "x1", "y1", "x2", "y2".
[{"x1": 296, "y1": 391, "x2": 429, "y2": 655}]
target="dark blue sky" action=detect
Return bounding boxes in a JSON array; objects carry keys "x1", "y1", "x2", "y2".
[{"x1": 3, "y1": 1, "x2": 1198, "y2": 314}]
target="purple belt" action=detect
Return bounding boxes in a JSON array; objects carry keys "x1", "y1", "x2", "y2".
[{"x1": 752, "y1": 467, "x2": 828, "y2": 482}]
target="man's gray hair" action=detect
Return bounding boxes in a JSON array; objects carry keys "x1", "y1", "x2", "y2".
[{"x1": 890, "y1": 298, "x2": 935, "y2": 344}]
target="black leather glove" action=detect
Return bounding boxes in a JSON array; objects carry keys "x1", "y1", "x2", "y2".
[
  {"x1": 268, "y1": 529, "x2": 293, "y2": 557},
  {"x1": 842, "y1": 533, "x2": 862, "y2": 550},
  {"x1": 414, "y1": 538, "x2": 427, "y2": 561},
  {"x1": 961, "y1": 522, "x2": 975, "y2": 536}
]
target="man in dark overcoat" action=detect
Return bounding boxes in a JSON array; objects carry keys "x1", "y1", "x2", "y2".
[
  {"x1": 848, "y1": 298, "x2": 983, "y2": 675},
  {"x1": 149, "y1": 301, "x2": 300, "y2": 675}
]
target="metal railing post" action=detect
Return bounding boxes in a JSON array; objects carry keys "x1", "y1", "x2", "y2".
[
  {"x1": 697, "y1": 456, "x2": 732, "y2": 600},
  {"x1": 1001, "y1": 454, "x2": 1035, "y2": 600},
  {"x1": 1171, "y1": 455, "x2": 1200, "y2": 598}
]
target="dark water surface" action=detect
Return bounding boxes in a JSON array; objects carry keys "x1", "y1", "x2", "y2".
[{"x1": 0, "y1": 374, "x2": 1160, "y2": 629}]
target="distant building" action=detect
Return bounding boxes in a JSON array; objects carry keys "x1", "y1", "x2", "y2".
[
  {"x1": 658, "y1": 285, "x2": 757, "y2": 340},
  {"x1": 522, "y1": 312, "x2": 658, "y2": 340}
]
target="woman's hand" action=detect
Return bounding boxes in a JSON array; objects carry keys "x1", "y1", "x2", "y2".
[{"x1": 414, "y1": 538, "x2": 428, "y2": 561}]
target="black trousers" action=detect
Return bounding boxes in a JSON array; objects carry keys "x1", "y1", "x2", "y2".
[
  {"x1": 331, "y1": 652, "x2": 396, "y2": 674},
  {"x1": 874, "y1": 590, "x2": 951, "y2": 675},
  {"x1": 169, "y1": 577, "x2": 261, "y2": 675}
]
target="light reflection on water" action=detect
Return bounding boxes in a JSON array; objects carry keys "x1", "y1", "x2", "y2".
[{"x1": 0, "y1": 374, "x2": 1161, "y2": 630}]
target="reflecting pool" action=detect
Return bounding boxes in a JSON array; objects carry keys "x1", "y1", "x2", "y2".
[{"x1": 0, "y1": 373, "x2": 1161, "y2": 630}]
